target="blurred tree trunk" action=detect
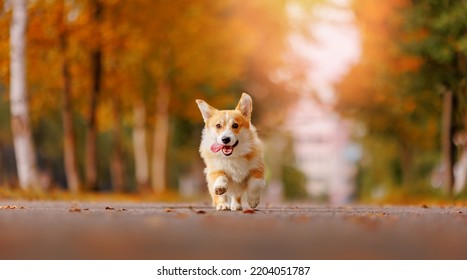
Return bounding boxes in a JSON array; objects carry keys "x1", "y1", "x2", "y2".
[
  {"x1": 110, "y1": 96, "x2": 125, "y2": 192},
  {"x1": 454, "y1": 55, "x2": 467, "y2": 194},
  {"x1": 442, "y1": 89, "x2": 456, "y2": 195},
  {"x1": 85, "y1": 0, "x2": 103, "y2": 191},
  {"x1": 9, "y1": 0, "x2": 38, "y2": 189},
  {"x1": 399, "y1": 142, "x2": 413, "y2": 186},
  {"x1": 133, "y1": 98, "x2": 149, "y2": 191},
  {"x1": 151, "y1": 80, "x2": 170, "y2": 194},
  {"x1": 454, "y1": 84, "x2": 467, "y2": 194},
  {"x1": 59, "y1": 0, "x2": 81, "y2": 194}
]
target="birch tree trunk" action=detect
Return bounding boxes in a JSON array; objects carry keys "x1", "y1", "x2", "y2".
[
  {"x1": 454, "y1": 107, "x2": 467, "y2": 194},
  {"x1": 133, "y1": 99, "x2": 149, "y2": 191},
  {"x1": 10, "y1": 0, "x2": 38, "y2": 189},
  {"x1": 442, "y1": 90, "x2": 456, "y2": 195},
  {"x1": 151, "y1": 81, "x2": 170, "y2": 194},
  {"x1": 454, "y1": 142, "x2": 467, "y2": 194},
  {"x1": 59, "y1": 0, "x2": 81, "y2": 193}
]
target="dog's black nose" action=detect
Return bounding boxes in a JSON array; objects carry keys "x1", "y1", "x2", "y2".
[{"x1": 221, "y1": 137, "x2": 231, "y2": 144}]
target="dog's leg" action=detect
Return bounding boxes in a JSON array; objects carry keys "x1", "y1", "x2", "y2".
[
  {"x1": 208, "y1": 171, "x2": 228, "y2": 195},
  {"x1": 247, "y1": 168, "x2": 265, "y2": 209},
  {"x1": 230, "y1": 195, "x2": 242, "y2": 211},
  {"x1": 213, "y1": 194, "x2": 230, "y2": 211},
  {"x1": 207, "y1": 171, "x2": 230, "y2": 210},
  {"x1": 247, "y1": 179, "x2": 263, "y2": 209}
]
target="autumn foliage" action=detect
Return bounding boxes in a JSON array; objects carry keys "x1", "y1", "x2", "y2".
[
  {"x1": 0, "y1": 0, "x2": 307, "y2": 195},
  {"x1": 336, "y1": 0, "x2": 467, "y2": 199}
]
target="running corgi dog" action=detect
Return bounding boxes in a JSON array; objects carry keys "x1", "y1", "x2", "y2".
[{"x1": 196, "y1": 93, "x2": 265, "y2": 211}]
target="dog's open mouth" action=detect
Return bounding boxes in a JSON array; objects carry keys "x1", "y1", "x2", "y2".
[{"x1": 211, "y1": 140, "x2": 239, "y2": 156}]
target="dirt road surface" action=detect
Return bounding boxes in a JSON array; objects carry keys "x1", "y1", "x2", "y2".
[{"x1": 0, "y1": 200, "x2": 466, "y2": 259}]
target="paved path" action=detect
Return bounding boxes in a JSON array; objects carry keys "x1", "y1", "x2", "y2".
[{"x1": 0, "y1": 200, "x2": 466, "y2": 259}]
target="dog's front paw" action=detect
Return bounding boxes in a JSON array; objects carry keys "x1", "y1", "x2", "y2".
[
  {"x1": 230, "y1": 200, "x2": 242, "y2": 211},
  {"x1": 216, "y1": 201, "x2": 230, "y2": 211},
  {"x1": 215, "y1": 186, "x2": 227, "y2": 195}
]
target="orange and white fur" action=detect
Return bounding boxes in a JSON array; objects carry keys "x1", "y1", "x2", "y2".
[{"x1": 196, "y1": 93, "x2": 265, "y2": 211}]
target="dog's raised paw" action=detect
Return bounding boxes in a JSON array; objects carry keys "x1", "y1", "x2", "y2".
[{"x1": 215, "y1": 187, "x2": 227, "y2": 195}]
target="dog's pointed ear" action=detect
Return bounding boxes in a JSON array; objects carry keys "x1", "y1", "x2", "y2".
[
  {"x1": 196, "y1": 99, "x2": 217, "y2": 122},
  {"x1": 236, "y1": 93, "x2": 252, "y2": 120}
]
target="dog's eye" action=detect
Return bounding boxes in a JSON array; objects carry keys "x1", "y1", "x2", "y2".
[
  {"x1": 232, "y1": 123, "x2": 239, "y2": 129},
  {"x1": 216, "y1": 124, "x2": 221, "y2": 129}
]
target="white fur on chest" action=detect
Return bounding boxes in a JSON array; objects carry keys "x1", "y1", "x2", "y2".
[{"x1": 209, "y1": 157, "x2": 250, "y2": 184}]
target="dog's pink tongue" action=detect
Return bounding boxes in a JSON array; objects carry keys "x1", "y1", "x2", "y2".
[{"x1": 210, "y1": 143, "x2": 223, "y2": 153}]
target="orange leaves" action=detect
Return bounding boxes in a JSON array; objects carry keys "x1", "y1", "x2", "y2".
[
  {"x1": 0, "y1": 0, "x2": 303, "y2": 192},
  {"x1": 10, "y1": 0, "x2": 293, "y2": 125},
  {"x1": 394, "y1": 56, "x2": 422, "y2": 73},
  {"x1": 336, "y1": 0, "x2": 446, "y2": 197},
  {"x1": 0, "y1": 13, "x2": 9, "y2": 84},
  {"x1": 337, "y1": 0, "x2": 426, "y2": 119}
]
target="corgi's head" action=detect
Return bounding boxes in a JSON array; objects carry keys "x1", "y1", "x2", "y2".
[{"x1": 196, "y1": 93, "x2": 255, "y2": 157}]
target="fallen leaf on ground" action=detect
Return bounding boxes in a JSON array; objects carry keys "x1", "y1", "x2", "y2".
[
  {"x1": 0, "y1": 205, "x2": 25, "y2": 210},
  {"x1": 69, "y1": 208, "x2": 81, "y2": 212},
  {"x1": 188, "y1": 206, "x2": 206, "y2": 214},
  {"x1": 105, "y1": 206, "x2": 127, "y2": 212},
  {"x1": 421, "y1": 204, "x2": 429, "y2": 209},
  {"x1": 165, "y1": 208, "x2": 175, "y2": 213},
  {"x1": 243, "y1": 209, "x2": 255, "y2": 214}
]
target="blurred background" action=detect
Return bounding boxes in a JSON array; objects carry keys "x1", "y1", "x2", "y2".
[{"x1": 0, "y1": 0, "x2": 466, "y2": 204}]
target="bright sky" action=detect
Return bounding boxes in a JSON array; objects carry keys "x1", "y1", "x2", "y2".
[{"x1": 289, "y1": 0, "x2": 361, "y2": 102}]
